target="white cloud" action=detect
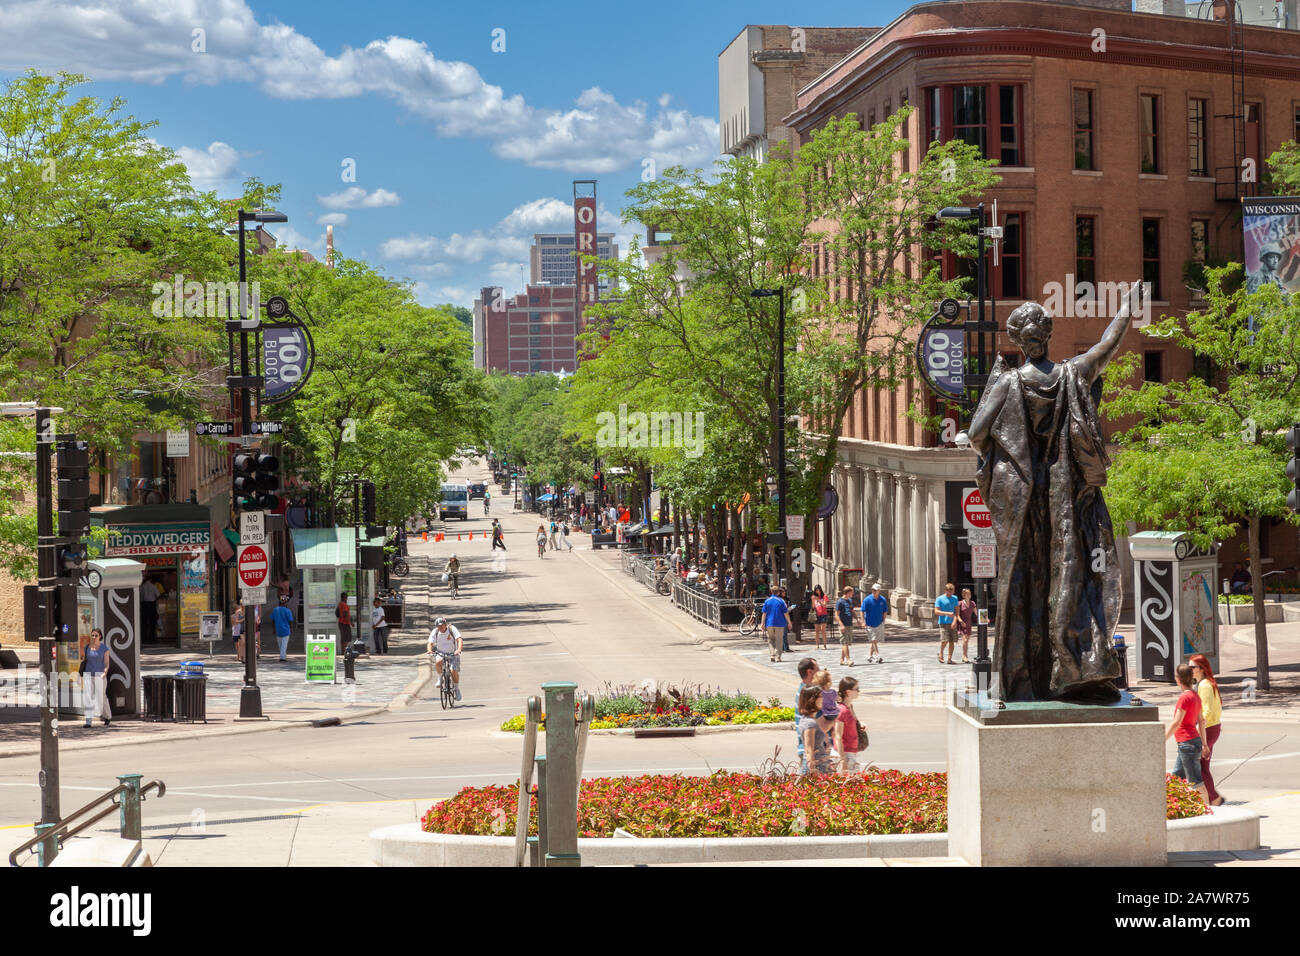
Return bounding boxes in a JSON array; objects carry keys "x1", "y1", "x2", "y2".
[
  {"x1": 0, "y1": 0, "x2": 719, "y2": 174},
  {"x1": 316, "y1": 186, "x2": 400, "y2": 210},
  {"x1": 316, "y1": 212, "x2": 348, "y2": 227},
  {"x1": 147, "y1": 139, "x2": 240, "y2": 191},
  {"x1": 272, "y1": 224, "x2": 325, "y2": 258}
]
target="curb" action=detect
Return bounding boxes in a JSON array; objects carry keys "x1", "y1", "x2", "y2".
[{"x1": 0, "y1": 657, "x2": 431, "y2": 760}]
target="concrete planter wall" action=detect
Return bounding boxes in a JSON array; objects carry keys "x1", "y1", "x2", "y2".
[
  {"x1": 371, "y1": 806, "x2": 1258, "y2": 867},
  {"x1": 1217, "y1": 601, "x2": 1285, "y2": 625}
]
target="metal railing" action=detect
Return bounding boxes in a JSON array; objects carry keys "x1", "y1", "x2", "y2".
[
  {"x1": 9, "y1": 774, "x2": 166, "y2": 867},
  {"x1": 514, "y1": 684, "x2": 595, "y2": 867},
  {"x1": 670, "y1": 580, "x2": 749, "y2": 629}
]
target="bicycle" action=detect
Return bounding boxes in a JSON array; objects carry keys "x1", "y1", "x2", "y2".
[
  {"x1": 447, "y1": 573, "x2": 460, "y2": 600},
  {"x1": 653, "y1": 566, "x2": 673, "y2": 596},
  {"x1": 429, "y1": 653, "x2": 456, "y2": 709},
  {"x1": 739, "y1": 599, "x2": 762, "y2": 636},
  {"x1": 389, "y1": 555, "x2": 410, "y2": 577}
]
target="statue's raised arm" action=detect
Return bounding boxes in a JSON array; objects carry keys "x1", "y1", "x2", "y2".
[{"x1": 1074, "y1": 280, "x2": 1144, "y2": 384}]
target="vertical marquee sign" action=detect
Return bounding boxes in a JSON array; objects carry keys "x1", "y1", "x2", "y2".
[
  {"x1": 262, "y1": 295, "x2": 316, "y2": 404},
  {"x1": 574, "y1": 180, "x2": 598, "y2": 332}
]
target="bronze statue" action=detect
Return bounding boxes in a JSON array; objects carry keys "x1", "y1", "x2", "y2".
[{"x1": 969, "y1": 282, "x2": 1144, "y2": 702}]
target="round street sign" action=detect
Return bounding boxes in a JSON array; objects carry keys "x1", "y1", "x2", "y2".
[
  {"x1": 938, "y1": 298, "x2": 962, "y2": 320},
  {"x1": 237, "y1": 544, "x2": 269, "y2": 588},
  {"x1": 265, "y1": 295, "x2": 290, "y2": 319},
  {"x1": 962, "y1": 488, "x2": 991, "y2": 530}
]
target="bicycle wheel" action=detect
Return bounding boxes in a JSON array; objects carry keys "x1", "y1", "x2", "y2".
[
  {"x1": 740, "y1": 614, "x2": 758, "y2": 637},
  {"x1": 440, "y1": 671, "x2": 453, "y2": 709},
  {"x1": 391, "y1": 558, "x2": 409, "y2": 577},
  {"x1": 656, "y1": 577, "x2": 671, "y2": 596}
]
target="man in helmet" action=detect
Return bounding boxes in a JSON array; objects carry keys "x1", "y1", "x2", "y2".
[
  {"x1": 1247, "y1": 241, "x2": 1287, "y2": 293},
  {"x1": 426, "y1": 617, "x2": 464, "y2": 701}
]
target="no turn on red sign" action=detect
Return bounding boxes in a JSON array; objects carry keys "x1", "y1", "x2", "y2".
[{"x1": 237, "y1": 544, "x2": 269, "y2": 588}]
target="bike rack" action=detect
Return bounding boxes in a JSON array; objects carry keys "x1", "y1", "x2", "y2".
[
  {"x1": 514, "y1": 684, "x2": 594, "y2": 867},
  {"x1": 9, "y1": 774, "x2": 166, "y2": 867}
]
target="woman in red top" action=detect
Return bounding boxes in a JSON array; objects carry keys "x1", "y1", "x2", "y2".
[
  {"x1": 1163, "y1": 663, "x2": 1209, "y2": 803},
  {"x1": 833, "y1": 676, "x2": 865, "y2": 773}
]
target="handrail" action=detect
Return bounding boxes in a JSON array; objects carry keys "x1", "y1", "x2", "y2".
[
  {"x1": 514, "y1": 696, "x2": 541, "y2": 867},
  {"x1": 574, "y1": 692, "x2": 594, "y2": 809},
  {"x1": 8, "y1": 776, "x2": 166, "y2": 867}
]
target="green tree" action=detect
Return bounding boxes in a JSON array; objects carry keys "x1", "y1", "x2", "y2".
[{"x1": 1102, "y1": 265, "x2": 1300, "y2": 691}]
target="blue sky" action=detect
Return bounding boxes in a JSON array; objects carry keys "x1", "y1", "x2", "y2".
[{"x1": 0, "y1": 0, "x2": 910, "y2": 308}]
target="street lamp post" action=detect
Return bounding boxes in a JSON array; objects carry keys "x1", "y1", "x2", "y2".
[
  {"x1": 938, "y1": 203, "x2": 999, "y2": 699},
  {"x1": 230, "y1": 208, "x2": 287, "y2": 719},
  {"x1": 752, "y1": 288, "x2": 787, "y2": 586}
]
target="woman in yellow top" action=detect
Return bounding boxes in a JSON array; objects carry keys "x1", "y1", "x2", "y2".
[{"x1": 1189, "y1": 654, "x2": 1224, "y2": 806}]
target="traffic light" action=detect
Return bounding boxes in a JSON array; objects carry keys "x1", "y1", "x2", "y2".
[
  {"x1": 1287, "y1": 425, "x2": 1300, "y2": 512},
  {"x1": 362, "y1": 481, "x2": 376, "y2": 524},
  {"x1": 55, "y1": 437, "x2": 90, "y2": 541},
  {"x1": 233, "y1": 452, "x2": 281, "y2": 510},
  {"x1": 593, "y1": 471, "x2": 601, "y2": 485}
]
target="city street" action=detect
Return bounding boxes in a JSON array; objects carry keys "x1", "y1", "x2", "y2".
[{"x1": 3, "y1": 472, "x2": 1298, "y2": 865}]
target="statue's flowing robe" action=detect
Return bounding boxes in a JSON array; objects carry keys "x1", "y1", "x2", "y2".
[{"x1": 976, "y1": 359, "x2": 1122, "y2": 702}]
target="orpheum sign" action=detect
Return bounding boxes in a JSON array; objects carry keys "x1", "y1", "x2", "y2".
[
  {"x1": 574, "y1": 189, "x2": 598, "y2": 326},
  {"x1": 106, "y1": 523, "x2": 211, "y2": 557}
]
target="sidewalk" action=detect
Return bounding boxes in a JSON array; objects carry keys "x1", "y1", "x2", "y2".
[
  {"x1": 0, "y1": 557, "x2": 439, "y2": 758},
  {"x1": 574, "y1": 545, "x2": 1300, "y2": 722}
]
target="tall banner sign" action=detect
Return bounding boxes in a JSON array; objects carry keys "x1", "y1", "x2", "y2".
[
  {"x1": 102, "y1": 587, "x2": 141, "y2": 715},
  {"x1": 1242, "y1": 197, "x2": 1300, "y2": 295},
  {"x1": 574, "y1": 181, "x2": 598, "y2": 331}
]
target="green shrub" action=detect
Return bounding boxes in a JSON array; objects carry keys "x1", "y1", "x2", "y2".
[
  {"x1": 691, "y1": 692, "x2": 759, "y2": 715},
  {"x1": 595, "y1": 694, "x2": 646, "y2": 719}
]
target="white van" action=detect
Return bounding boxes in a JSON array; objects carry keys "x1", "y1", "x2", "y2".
[{"x1": 439, "y1": 483, "x2": 470, "y2": 521}]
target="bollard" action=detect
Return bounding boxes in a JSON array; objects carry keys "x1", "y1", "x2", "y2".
[
  {"x1": 540, "y1": 681, "x2": 580, "y2": 867},
  {"x1": 35, "y1": 821, "x2": 57, "y2": 867},
  {"x1": 118, "y1": 773, "x2": 143, "y2": 841}
]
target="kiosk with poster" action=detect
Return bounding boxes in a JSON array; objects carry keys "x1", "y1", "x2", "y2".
[
  {"x1": 59, "y1": 558, "x2": 146, "y2": 717},
  {"x1": 1128, "y1": 531, "x2": 1220, "y2": 683}
]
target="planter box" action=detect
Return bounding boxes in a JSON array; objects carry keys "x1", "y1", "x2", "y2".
[{"x1": 1216, "y1": 601, "x2": 1285, "y2": 625}]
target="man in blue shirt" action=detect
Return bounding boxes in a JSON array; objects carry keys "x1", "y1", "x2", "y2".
[
  {"x1": 835, "y1": 586, "x2": 857, "y2": 666},
  {"x1": 271, "y1": 598, "x2": 295, "y2": 662},
  {"x1": 762, "y1": 587, "x2": 792, "y2": 662},
  {"x1": 860, "y1": 583, "x2": 889, "y2": 664},
  {"x1": 935, "y1": 582, "x2": 959, "y2": 664}
]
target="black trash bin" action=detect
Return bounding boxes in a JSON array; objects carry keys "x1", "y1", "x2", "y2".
[
  {"x1": 143, "y1": 675, "x2": 175, "y2": 722},
  {"x1": 174, "y1": 672, "x2": 208, "y2": 723},
  {"x1": 1112, "y1": 635, "x2": 1129, "y2": 690}
]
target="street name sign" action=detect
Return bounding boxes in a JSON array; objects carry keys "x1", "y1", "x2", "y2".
[
  {"x1": 195, "y1": 421, "x2": 236, "y2": 436},
  {"x1": 250, "y1": 421, "x2": 284, "y2": 435}
]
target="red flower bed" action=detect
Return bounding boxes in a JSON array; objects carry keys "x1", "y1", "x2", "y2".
[{"x1": 422, "y1": 771, "x2": 1206, "y2": 839}]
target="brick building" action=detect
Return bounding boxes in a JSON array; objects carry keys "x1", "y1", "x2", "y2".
[
  {"x1": 529, "y1": 232, "x2": 618, "y2": 293},
  {"x1": 773, "y1": 0, "x2": 1300, "y2": 623},
  {"x1": 474, "y1": 283, "x2": 578, "y2": 375}
]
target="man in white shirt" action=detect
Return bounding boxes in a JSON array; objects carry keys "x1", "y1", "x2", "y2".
[
  {"x1": 426, "y1": 617, "x2": 463, "y2": 701},
  {"x1": 370, "y1": 598, "x2": 389, "y2": 654}
]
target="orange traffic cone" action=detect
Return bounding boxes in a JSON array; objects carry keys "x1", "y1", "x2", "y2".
[
  {"x1": 469, "y1": 532, "x2": 474, "y2": 541},
  {"x1": 422, "y1": 531, "x2": 428, "y2": 542},
  {"x1": 457, "y1": 534, "x2": 462, "y2": 541}
]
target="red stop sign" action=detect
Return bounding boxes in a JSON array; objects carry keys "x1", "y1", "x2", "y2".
[
  {"x1": 238, "y1": 544, "x2": 269, "y2": 587},
  {"x1": 962, "y1": 488, "x2": 991, "y2": 529}
]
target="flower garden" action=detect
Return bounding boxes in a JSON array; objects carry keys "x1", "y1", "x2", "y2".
[
  {"x1": 499, "y1": 681, "x2": 795, "y2": 732},
  {"x1": 423, "y1": 771, "x2": 1208, "y2": 839}
]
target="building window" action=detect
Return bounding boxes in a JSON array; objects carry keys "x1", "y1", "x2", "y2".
[
  {"x1": 1073, "y1": 89, "x2": 1094, "y2": 170},
  {"x1": 995, "y1": 213, "x2": 1024, "y2": 298},
  {"x1": 1142, "y1": 218, "x2": 1162, "y2": 300},
  {"x1": 1188, "y1": 98, "x2": 1208, "y2": 176},
  {"x1": 1076, "y1": 215, "x2": 1097, "y2": 298},
  {"x1": 529, "y1": 296, "x2": 540, "y2": 305},
  {"x1": 1143, "y1": 350, "x2": 1163, "y2": 383},
  {"x1": 1190, "y1": 218, "x2": 1209, "y2": 264},
  {"x1": 1140, "y1": 94, "x2": 1160, "y2": 173},
  {"x1": 924, "y1": 84, "x2": 1025, "y2": 166}
]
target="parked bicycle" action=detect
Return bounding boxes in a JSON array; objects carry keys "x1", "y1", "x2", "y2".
[
  {"x1": 653, "y1": 566, "x2": 673, "y2": 596},
  {"x1": 739, "y1": 599, "x2": 762, "y2": 636}
]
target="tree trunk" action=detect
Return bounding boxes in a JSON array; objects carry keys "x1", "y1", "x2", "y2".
[{"x1": 1248, "y1": 515, "x2": 1271, "y2": 691}]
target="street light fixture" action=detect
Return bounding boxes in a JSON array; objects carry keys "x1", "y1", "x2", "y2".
[{"x1": 752, "y1": 287, "x2": 787, "y2": 587}]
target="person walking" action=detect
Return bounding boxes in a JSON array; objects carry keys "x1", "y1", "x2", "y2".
[
  {"x1": 1189, "y1": 653, "x2": 1225, "y2": 805},
  {"x1": 794, "y1": 657, "x2": 819, "y2": 767},
  {"x1": 835, "y1": 586, "x2": 856, "y2": 666},
  {"x1": 1165, "y1": 662, "x2": 1210, "y2": 803},
  {"x1": 370, "y1": 597, "x2": 389, "y2": 654},
  {"x1": 483, "y1": 488, "x2": 491, "y2": 514},
  {"x1": 956, "y1": 588, "x2": 977, "y2": 664},
  {"x1": 559, "y1": 521, "x2": 573, "y2": 551},
  {"x1": 81, "y1": 628, "x2": 111, "y2": 728},
  {"x1": 335, "y1": 591, "x2": 353, "y2": 654},
  {"x1": 935, "y1": 582, "x2": 959, "y2": 663},
  {"x1": 547, "y1": 519, "x2": 559, "y2": 551},
  {"x1": 797, "y1": 686, "x2": 836, "y2": 776},
  {"x1": 834, "y1": 676, "x2": 865, "y2": 774},
  {"x1": 233, "y1": 604, "x2": 261, "y2": 661},
  {"x1": 139, "y1": 575, "x2": 160, "y2": 642},
  {"x1": 491, "y1": 519, "x2": 507, "y2": 551},
  {"x1": 860, "y1": 583, "x2": 888, "y2": 664},
  {"x1": 762, "y1": 586, "x2": 792, "y2": 662},
  {"x1": 811, "y1": 585, "x2": 829, "y2": 650},
  {"x1": 271, "y1": 597, "x2": 295, "y2": 662}
]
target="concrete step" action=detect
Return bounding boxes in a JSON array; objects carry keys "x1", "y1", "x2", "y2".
[{"x1": 48, "y1": 836, "x2": 152, "y2": 867}]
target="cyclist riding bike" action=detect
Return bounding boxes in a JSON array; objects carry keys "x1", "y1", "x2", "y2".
[
  {"x1": 444, "y1": 555, "x2": 461, "y2": 597},
  {"x1": 426, "y1": 617, "x2": 463, "y2": 701}
]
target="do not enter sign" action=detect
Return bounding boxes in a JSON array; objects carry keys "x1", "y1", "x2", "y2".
[
  {"x1": 237, "y1": 544, "x2": 269, "y2": 588},
  {"x1": 962, "y1": 488, "x2": 991, "y2": 531}
]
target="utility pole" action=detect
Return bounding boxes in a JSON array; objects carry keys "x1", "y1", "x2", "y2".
[{"x1": 35, "y1": 407, "x2": 60, "y2": 862}]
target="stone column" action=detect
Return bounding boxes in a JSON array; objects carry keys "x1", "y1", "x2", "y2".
[
  {"x1": 849, "y1": 466, "x2": 864, "y2": 570},
  {"x1": 881, "y1": 474, "x2": 896, "y2": 588},
  {"x1": 864, "y1": 469, "x2": 879, "y2": 581},
  {"x1": 894, "y1": 475, "x2": 912, "y2": 614}
]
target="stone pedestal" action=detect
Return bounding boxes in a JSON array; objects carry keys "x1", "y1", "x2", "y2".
[{"x1": 947, "y1": 697, "x2": 1166, "y2": 866}]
